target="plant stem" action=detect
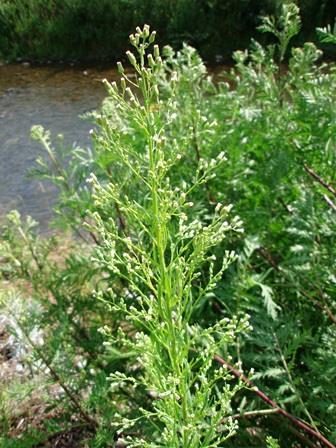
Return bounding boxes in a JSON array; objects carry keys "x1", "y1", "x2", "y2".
[
  {"x1": 214, "y1": 355, "x2": 335, "y2": 448},
  {"x1": 14, "y1": 317, "x2": 97, "y2": 429},
  {"x1": 304, "y1": 164, "x2": 336, "y2": 197}
]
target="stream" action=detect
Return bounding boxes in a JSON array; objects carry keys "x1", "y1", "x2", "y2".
[{"x1": 0, "y1": 63, "x2": 118, "y2": 229}]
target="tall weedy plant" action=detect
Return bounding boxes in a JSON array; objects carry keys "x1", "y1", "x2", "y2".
[
  {"x1": 88, "y1": 25, "x2": 249, "y2": 446},
  {"x1": 4, "y1": 5, "x2": 334, "y2": 445}
]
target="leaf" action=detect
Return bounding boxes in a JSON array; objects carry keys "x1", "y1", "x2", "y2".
[
  {"x1": 259, "y1": 283, "x2": 279, "y2": 320},
  {"x1": 243, "y1": 235, "x2": 261, "y2": 258},
  {"x1": 251, "y1": 275, "x2": 280, "y2": 320},
  {"x1": 316, "y1": 23, "x2": 336, "y2": 44}
]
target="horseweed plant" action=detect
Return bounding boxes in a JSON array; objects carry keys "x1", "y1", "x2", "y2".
[
  {"x1": 2, "y1": 3, "x2": 336, "y2": 446},
  {"x1": 87, "y1": 26, "x2": 250, "y2": 446}
]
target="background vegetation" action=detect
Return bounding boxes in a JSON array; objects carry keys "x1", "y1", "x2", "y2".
[
  {"x1": 0, "y1": 0, "x2": 335, "y2": 63},
  {"x1": 1, "y1": 3, "x2": 336, "y2": 448}
]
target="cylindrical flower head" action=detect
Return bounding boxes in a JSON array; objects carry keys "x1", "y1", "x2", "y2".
[
  {"x1": 129, "y1": 34, "x2": 136, "y2": 46},
  {"x1": 153, "y1": 85, "x2": 159, "y2": 98},
  {"x1": 143, "y1": 24, "x2": 150, "y2": 38},
  {"x1": 125, "y1": 87, "x2": 135, "y2": 101},
  {"x1": 153, "y1": 45, "x2": 160, "y2": 59},
  {"x1": 126, "y1": 51, "x2": 137, "y2": 67},
  {"x1": 155, "y1": 56, "x2": 162, "y2": 68},
  {"x1": 117, "y1": 62, "x2": 124, "y2": 74},
  {"x1": 110, "y1": 81, "x2": 118, "y2": 93},
  {"x1": 147, "y1": 54, "x2": 155, "y2": 67},
  {"x1": 149, "y1": 31, "x2": 157, "y2": 44}
]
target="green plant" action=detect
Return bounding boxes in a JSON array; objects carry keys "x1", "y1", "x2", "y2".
[
  {"x1": 258, "y1": 2, "x2": 301, "y2": 61},
  {"x1": 1, "y1": 5, "x2": 336, "y2": 447},
  {"x1": 317, "y1": 22, "x2": 336, "y2": 44},
  {"x1": 87, "y1": 25, "x2": 251, "y2": 446},
  {"x1": 266, "y1": 436, "x2": 281, "y2": 448}
]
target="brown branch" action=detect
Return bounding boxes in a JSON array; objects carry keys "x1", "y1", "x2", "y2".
[
  {"x1": 304, "y1": 164, "x2": 336, "y2": 198},
  {"x1": 192, "y1": 121, "x2": 201, "y2": 163},
  {"x1": 18, "y1": 322, "x2": 97, "y2": 429},
  {"x1": 286, "y1": 423, "x2": 321, "y2": 448},
  {"x1": 214, "y1": 355, "x2": 335, "y2": 448},
  {"x1": 115, "y1": 202, "x2": 128, "y2": 233},
  {"x1": 303, "y1": 164, "x2": 336, "y2": 211},
  {"x1": 258, "y1": 247, "x2": 280, "y2": 271},
  {"x1": 35, "y1": 424, "x2": 93, "y2": 447},
  {"x1": 323, "y1": 194, "x2": 336, "y2": 212},
  {"x1": 278, "y1": 197, "x2": 293, "y2": 214},
  {"x1": 106, "y1": 166, "x2": 128, "y2": 233},
  {"x1": 82, "y1": 218, "x2": 100, "y2": 245},
  {"x1": 228, "y1": 410, "x2": 320, "y2": 447},
  {"x1": 34, "y1": 347, "x2": 97, "y2": 429},
  {"x1": 299, "y1": 288, "x2": 336, "y2": 325}
]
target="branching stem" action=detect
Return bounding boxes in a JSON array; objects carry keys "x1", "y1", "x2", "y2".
[{"x1": 214, "y1": 355, "x2": 335, "y2": 448}]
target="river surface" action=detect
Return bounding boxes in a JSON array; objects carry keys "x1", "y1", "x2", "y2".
[
  {"x1": 0, "y1": 63, "x2": 227, "y2": 231},
  {"x1": 0, "y1": 63, "x2": 119, "y2": 229}
]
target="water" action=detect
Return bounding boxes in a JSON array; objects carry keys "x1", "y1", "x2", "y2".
[{"x1": 0, "y1": 63, "x2": 118, "y2": 229}]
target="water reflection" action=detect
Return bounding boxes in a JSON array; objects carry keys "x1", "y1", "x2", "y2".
[{"x1": 0, "y1": 64, "x2": 118, "y2": 229}]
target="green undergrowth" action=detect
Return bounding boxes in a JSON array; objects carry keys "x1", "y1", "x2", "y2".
[
  {"x1": 0, "y1": 0, "x2": 335, "y2": 63},
  {"x1": 0, "y1": 4, "x2": 336, "y2": 447}
]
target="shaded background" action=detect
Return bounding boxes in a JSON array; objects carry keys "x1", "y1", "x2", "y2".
[{"x1": 0, "y1": 0, "x2": 335, "y2": 64}]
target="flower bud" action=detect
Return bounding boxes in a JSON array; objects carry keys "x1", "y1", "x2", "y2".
[
  {"x1": 147, "y1": 53, "x2": 155, "y2": 67},
  {"x1": 217, "y1": 151, "x2": 226, "y2": 161},
  {"x1": 125, "y1": 87, "x2": 135, "y2": 102},
  {"x1": 117, "y1": 61, "x2": 124, "y2": 74},
  {"x1": 143, "y1": 24, "x2": 150, "y2": 38},
  {"x1": 149, "y1": 31, "x2": 156, "y2": 43},
  {"x1": 129, "y1": 34, "x2": 136, "y2": 46},
  {"x1": 107, "y1": 81, "x2": 118, "y2": 94},
  {"x1": 153, "y1": 85, "x2": 159, "y2": 98},
  {"x1": 153, "y1": 45, "x2": 160, "y2": 58},
  {"x1": 138, "y1": 77, "x2": 145, "y2": 90},
  {"x1": 215, "y1": 203, "x2": 222, "y2": 213},
  {"x1": 126, "y1": 51, "x2": 137, "y2": 67}
]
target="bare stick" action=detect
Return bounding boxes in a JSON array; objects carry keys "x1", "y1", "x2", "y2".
[
  {"x1": 214, "y1": 355, "x2": 335, "y2": 448},
  {"x1": 323, "y1": 194, "x2": 336, "y2": 212},
  {"x1": 17, "y1": 320, "x2": 97, "y2": 429},
  {"x1": 304, "y1": 164, "x2": 336, "y2": 197},
  {"x1": 225, "y1": 408, "x2": 279, "y2": 421},
  {"x1": 300, "y1": 288, "x2": 336, "y2": 325}
]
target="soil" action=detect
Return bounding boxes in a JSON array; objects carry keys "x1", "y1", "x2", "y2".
[
  {"x1": 35, "y1": 426, "x2": 92, "y2": 447},
  {"x1": 0, "y1": 314, "x2": 94, "y2": 447}
]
